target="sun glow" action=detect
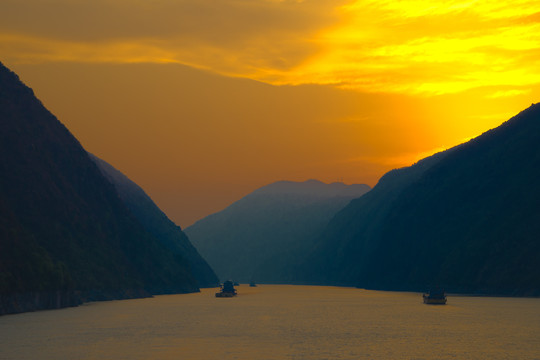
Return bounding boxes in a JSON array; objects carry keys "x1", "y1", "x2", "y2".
[
  {"x1": 2, "y1": 0, "x2": 539, "y2": 225},
  {"x1": 2, "y1": 0, "x2": 540, "y2": 98},
  {"x1": 280, "y1": 1, "x2": 540, "y2": 95}
]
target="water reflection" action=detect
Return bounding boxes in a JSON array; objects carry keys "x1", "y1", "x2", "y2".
[{"x1": 1, "y1": 285, "x2": 539, "y2": 359}]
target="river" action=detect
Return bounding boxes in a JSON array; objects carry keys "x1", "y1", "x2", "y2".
[{"x1": 1, "y1": 285, "x2": 539, "y2": 359}]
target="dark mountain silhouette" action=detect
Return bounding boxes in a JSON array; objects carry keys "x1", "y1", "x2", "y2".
[
  {"x1": 0, "y1": 61, "x2": 200, "y2": 315},
  {"x1": 301, "y1": 104, "x2": 540, "y2": 296},
  {"x1": 89, "y1": 154, "x2": 218, "y2": 288},
  {"x1": 185, "y1": 179, "x2": 370, "y2": 283}
]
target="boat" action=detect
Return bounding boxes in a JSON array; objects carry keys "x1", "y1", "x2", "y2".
[
  {"x1": 423, "y1": 287, "x2": 447, "y2": 305},
  {"x1": 215, "y1": 280, "x2": 237, "y2": 297}
]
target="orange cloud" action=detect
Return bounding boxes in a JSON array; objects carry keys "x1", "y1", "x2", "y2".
[
  {"x1": 3, "y1": 0, "x2": 539, "y2": 225},
  {"x1": 284, "y1": 1, "x2": 540, "y2": 95},
  {"x1": 2, "y1": 0, "x2": 540, "y2": 98}
]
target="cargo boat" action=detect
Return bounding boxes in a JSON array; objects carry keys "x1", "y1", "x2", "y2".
[
  {"x1": 423, "y1": 288, "x2": 447, "y2": 305},
  {"x1": 216, "y1": 280, "x2": 237, "y2": 297}
]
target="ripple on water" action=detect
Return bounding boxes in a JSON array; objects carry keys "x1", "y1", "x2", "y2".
[{"x1": 0, "y1": 285, "x2": 539, "y2": 360}]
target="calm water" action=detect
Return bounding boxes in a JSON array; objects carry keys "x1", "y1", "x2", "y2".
[{"x1": 1, "y1": 285, "x2": 539, "y2": 360}]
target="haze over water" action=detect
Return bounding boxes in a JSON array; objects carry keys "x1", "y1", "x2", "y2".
[{"x1": 1, "y1": 285, "x2": 539, "y2": 360}]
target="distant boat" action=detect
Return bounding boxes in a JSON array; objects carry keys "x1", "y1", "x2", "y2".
[
  {"x1": 423, "y1": 288, "x2": 447, "y2": 305},
  {"x1": 249, "y1": 281, "x2": 257, "y2": 287},
  {"x1": 216, "y1": 280, "x2": 237, "y2": 298}
]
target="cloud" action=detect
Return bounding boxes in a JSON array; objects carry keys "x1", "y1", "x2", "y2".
[
  {"x1": 0, "y1": 34, "x2": 180, "y2": 64},
  {"x1": 0, "y1": 0, "x2": 346, "y2": 77},
  {"x1": 345, "y1": 145, "x2": 450, "y2": 169},
  {"x1": 2, "y1": 0, "x2": 540, "y2": 97},
  {"x1": 282, "y1": 1, "x2": 540, "y2": 94},
  {"x1": 486, "y1": 89, "x2": 532, "y2": 98}
]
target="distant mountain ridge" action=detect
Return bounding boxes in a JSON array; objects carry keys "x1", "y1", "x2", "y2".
[
  {"x1": 0, "y1": 61, "x2": 204, "y2": 315},
  {"x1": 300, "y1": 103, "x2": 540, "y2": 296},
  {"x1": 89, "y1": 154, "x2": 218, "y2": 287},
  {"x1": 252, "y1": 179, "x2": 370, "y2": 197},
  {"x1": 186, "y1": 180, "x2": 370, "y2": 283}
]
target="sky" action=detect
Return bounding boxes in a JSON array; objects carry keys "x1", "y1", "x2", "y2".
[{"x1": 2, "y1": 0, "x2": 539, "y2": 227}]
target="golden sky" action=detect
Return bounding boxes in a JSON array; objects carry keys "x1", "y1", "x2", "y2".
[{"x1": 2, "y1": 0, "x2": 539, "y2": 226}]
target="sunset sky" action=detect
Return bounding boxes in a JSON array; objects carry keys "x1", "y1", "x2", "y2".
[{"x1": 2, "y1": 0, "x2": 539, "y2": 227}]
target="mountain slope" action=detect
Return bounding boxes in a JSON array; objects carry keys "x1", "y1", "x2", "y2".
[
  {"x1": 89, "y1": 154, "x2": 218, "y2": 287},
  {"x1": 302, "y1": 103, "x2": 540, "y2": 295},
  {"x1": 0, "y1": 61, "x2": 199, "y2": 315},
  {"x1": 185, "y1": 180, "x2": 370, "y2": 283}
]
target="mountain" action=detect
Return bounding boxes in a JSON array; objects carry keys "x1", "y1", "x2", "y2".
[
  {"x1": 185, "y1": 179, "x2": 371, "y2": 283},
  {"x1": 0, "y1": 61, "x2": 200, "y2": 315},
  {"x1": 89, "y1": 154, "x2": 218, "y2": 287},
  {"x1": 301, "y1": 103, "x2": 540, "y2": 296}
]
